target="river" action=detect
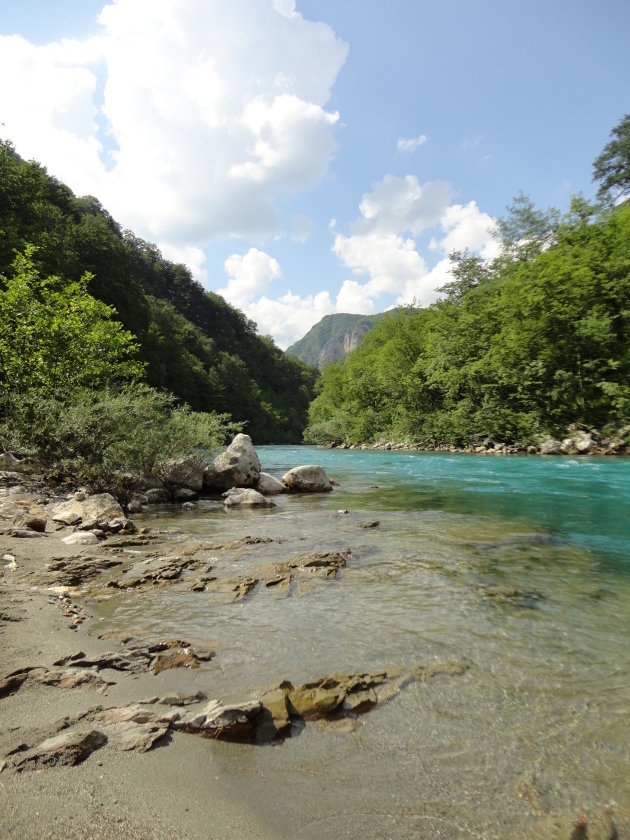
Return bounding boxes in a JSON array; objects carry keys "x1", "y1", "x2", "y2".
[{"x1": 91, "y1": 446, "x2": 630, "y2": 838}]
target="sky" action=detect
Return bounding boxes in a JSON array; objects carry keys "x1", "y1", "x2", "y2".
[{"x1": 1, "y1": 0, "x2": 629, "y2": 348}]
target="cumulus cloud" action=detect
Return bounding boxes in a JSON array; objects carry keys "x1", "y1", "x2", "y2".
[
  {"x1": 0, "y1": 0, "x2": 348, "y2": 247},
  {"x1": 357, "y1": 174, "x2": 451, "y2": 235},
  {"x1": 397, "y1": 134, "x2": 427, "y2": 153},
  {"x1": 330, "y1": 178, "x2": 499, "y2": 315},
  {"x1": 219, "y1": 248, "x2": 282, "y2": 307},
  {"x1": 431, "y1": 201, "x2": 499, "y2": 260},
  {"x1": 243, "y1": 290, "x2": 336, "y2": 349}
]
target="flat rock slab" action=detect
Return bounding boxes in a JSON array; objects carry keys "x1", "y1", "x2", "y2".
[
  {"x1": 91, "y1": 705, "x2": 179, "y2": 752},
  {"x1": 51, "y1": 492, "x2": 124, "y2": 525},
  {"x1": 54, "y1": 639, "x2": 214, "y2": 675},
  {"x1": 14, "y1": 729, "x2": 107, "y2": 771}
]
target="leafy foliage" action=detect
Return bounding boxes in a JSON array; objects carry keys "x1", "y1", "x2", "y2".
[
  {"x1": 0, "y1": 247, "x2": 143, "y2": 408},
  {"x1": 305, "y1": 199, "x2": 630, "y2": 447},
  {"x1": 0, "y1": 251, "x2": 240, "y2": 502},
  {"x1": 0, "y1": 140, "x2": 317, "y2": 443},
  {"x1": 593, "y1": 114, "x2": 630, "y2": 204}
]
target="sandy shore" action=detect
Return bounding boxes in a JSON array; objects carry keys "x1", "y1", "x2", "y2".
[{"x1": 0, "y1": 507, "x2": 280, "y2": 840}]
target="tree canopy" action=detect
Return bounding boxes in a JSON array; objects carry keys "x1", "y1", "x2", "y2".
[
  {"x1": 0, "y1": 140, "x2": 318, "y2": 443},
  {"x1": 593, "y1": 113, "x2": 630, "y2": 205},
  {"x1": 306, "y1": 198, "x2": 630, "y2": 447}
]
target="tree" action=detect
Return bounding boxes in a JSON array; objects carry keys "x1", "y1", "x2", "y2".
[
  {"x1": 0, "y1": 247, "x2": 144, "y2": 413},
  {"x1": 593, "y1": 114, "x2": 630, "y2": 204},
  {"x1": 496, "y1": 192, "x2": 560, "y2": 261}
]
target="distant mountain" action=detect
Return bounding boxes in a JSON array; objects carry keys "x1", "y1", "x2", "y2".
[{"x1": 286, "y1": 313, "x2": 383, "y2": 369}]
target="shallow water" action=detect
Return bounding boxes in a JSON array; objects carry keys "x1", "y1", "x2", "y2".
[{"x1": 91, "y1": 448, "x2": 630, "y2": 838}]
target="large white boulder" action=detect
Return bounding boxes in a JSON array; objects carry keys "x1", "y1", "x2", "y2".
[
  {"x1": 204, "y1": 434, "x2": 261, "y2": 491},
  {"x1": 538, "y1": 436, "x2": 563, "y2": 456},
  {"x1": 281, "y1": 465, "x2": 332, "y2": 493},
  {"x1": 62, "y1": 531, "x2": 100, "y2": 545}
]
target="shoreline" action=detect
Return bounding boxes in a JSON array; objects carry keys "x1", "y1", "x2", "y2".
[
  {"x1": 328, "y1": 428, "x2": 629, "y2": 457},
  {"x1": 0, "y1": 485, "x2": 281, "y2": 840}
]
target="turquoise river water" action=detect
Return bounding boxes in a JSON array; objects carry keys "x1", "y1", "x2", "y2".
[{"x1": 92, "y1": 447, "x2": 630, "y2": 839}]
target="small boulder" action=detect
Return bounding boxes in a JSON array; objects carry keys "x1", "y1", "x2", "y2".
[
  {"x1": 538, "y1": 436, "x2": 563, "y2": 455},
  {"x1": 176, "y1": 698, "x2": 262, "y2": 741},
  {"x1": 204, "y1": 434, "x2": 261, "y2": 491},
  {"x1": 144, "y1": 488, "x2": 169, "y2": 504},
  {"x1": 281, "y1": 465, "x2": 332, "y2": 493},
  {"x1": 255, "y1": 472, "x2": 286, "y2": 495},
  {"x1": 52, "y1": 493, "x2": 124, "y2": 525},
  {"x1": 2, "y1": 500, "x2": 47, "y2": 533},
  {"x1": 222, "y1": 488, "x2": 275, "y2": 508},
  {"x1": 174, "y1": 487, "x2": 199, "y2": 502},
  {"x1": 62, "y1": 531, "x2": 100, "y2": 546}
]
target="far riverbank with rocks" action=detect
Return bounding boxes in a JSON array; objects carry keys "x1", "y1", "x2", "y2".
[{"x1": 331, "y1": 424, "x2": 630, "y2": 457}]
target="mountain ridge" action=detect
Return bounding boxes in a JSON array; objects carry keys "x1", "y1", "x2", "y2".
[{"x1": 286, "y1": 312, "x2": 383, "y2": 368}]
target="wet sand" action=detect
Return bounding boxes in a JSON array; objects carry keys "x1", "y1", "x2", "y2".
[{"x1": 0, "y1": 523, "x2": 278, "y2": 840}]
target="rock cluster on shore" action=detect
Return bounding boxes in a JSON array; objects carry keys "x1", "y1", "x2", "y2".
[{"x1": 332, "y1": 424, "x2": 630, "y2": 456}]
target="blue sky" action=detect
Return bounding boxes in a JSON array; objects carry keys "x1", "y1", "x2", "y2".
[{"x1": 1, "y1": 0, "x2": 628, "y2": 346}]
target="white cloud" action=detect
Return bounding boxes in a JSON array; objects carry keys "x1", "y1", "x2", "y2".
[
  {"x1": 357, "y1": 174, "x2": 451, "y2": 235},
  {"x1": 328, "y1": 179, "x2": 499, "y2": 318},
  {"x1": 0, "y1": 0, "x2": 348, "y2": 248},
  {"x1": 335, "y1": 280, "x2": 377, "y2": 314},
  {"x1": 219, "y1": 248, "x2": 282, "y2": 307},
  {"x1": 397, "y1": 133, "x2": 427, "y2": 153},
  {"x1": 436, "y1": 201, "x2": 499, "y2": 260},
  {"x1": 333, "y1": 232, "x2": 427, "y2": 298},
  {"x1": 243, "y1": 290, "x2": 336, "y2": 349}
]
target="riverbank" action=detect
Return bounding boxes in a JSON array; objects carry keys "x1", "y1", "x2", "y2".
[{"x1": 331, "y1": 424, "x2": 630, "y2": 457}]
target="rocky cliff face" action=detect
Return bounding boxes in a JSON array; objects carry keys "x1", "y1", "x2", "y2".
[{"x1": 286, "y1": 313, "x2": 381, "y2": 369}]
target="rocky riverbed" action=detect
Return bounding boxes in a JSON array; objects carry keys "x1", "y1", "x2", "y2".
[{"x1": 0, "y1": 436, "x2": 623, "y2": 839}]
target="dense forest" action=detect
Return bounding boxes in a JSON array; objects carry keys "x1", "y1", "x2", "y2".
[
  {"x1": 306, "y1": 117, "x2": 630, "y2": 448},
  {"x1": 0, "y1": 140, "x2": 318, "y2": 444}
]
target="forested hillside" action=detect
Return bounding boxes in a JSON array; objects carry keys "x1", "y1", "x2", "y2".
[
  {"x1": 0, "y1": 141, "x2": 317, "y2": 443},
  {"x1": 286, "y1": 313, "x2": 383, "y2": 368},
  {"x1": 306, "y1": 117, "x2": 630, "y2": 448}
]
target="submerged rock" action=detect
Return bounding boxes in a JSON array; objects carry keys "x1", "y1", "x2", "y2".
[
  {"x1": 222, "y1": 488, "x2": 275, "y2": 508},
  {"x1": 281, "y1": 465, "x2": 332, "y2": 493}
]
